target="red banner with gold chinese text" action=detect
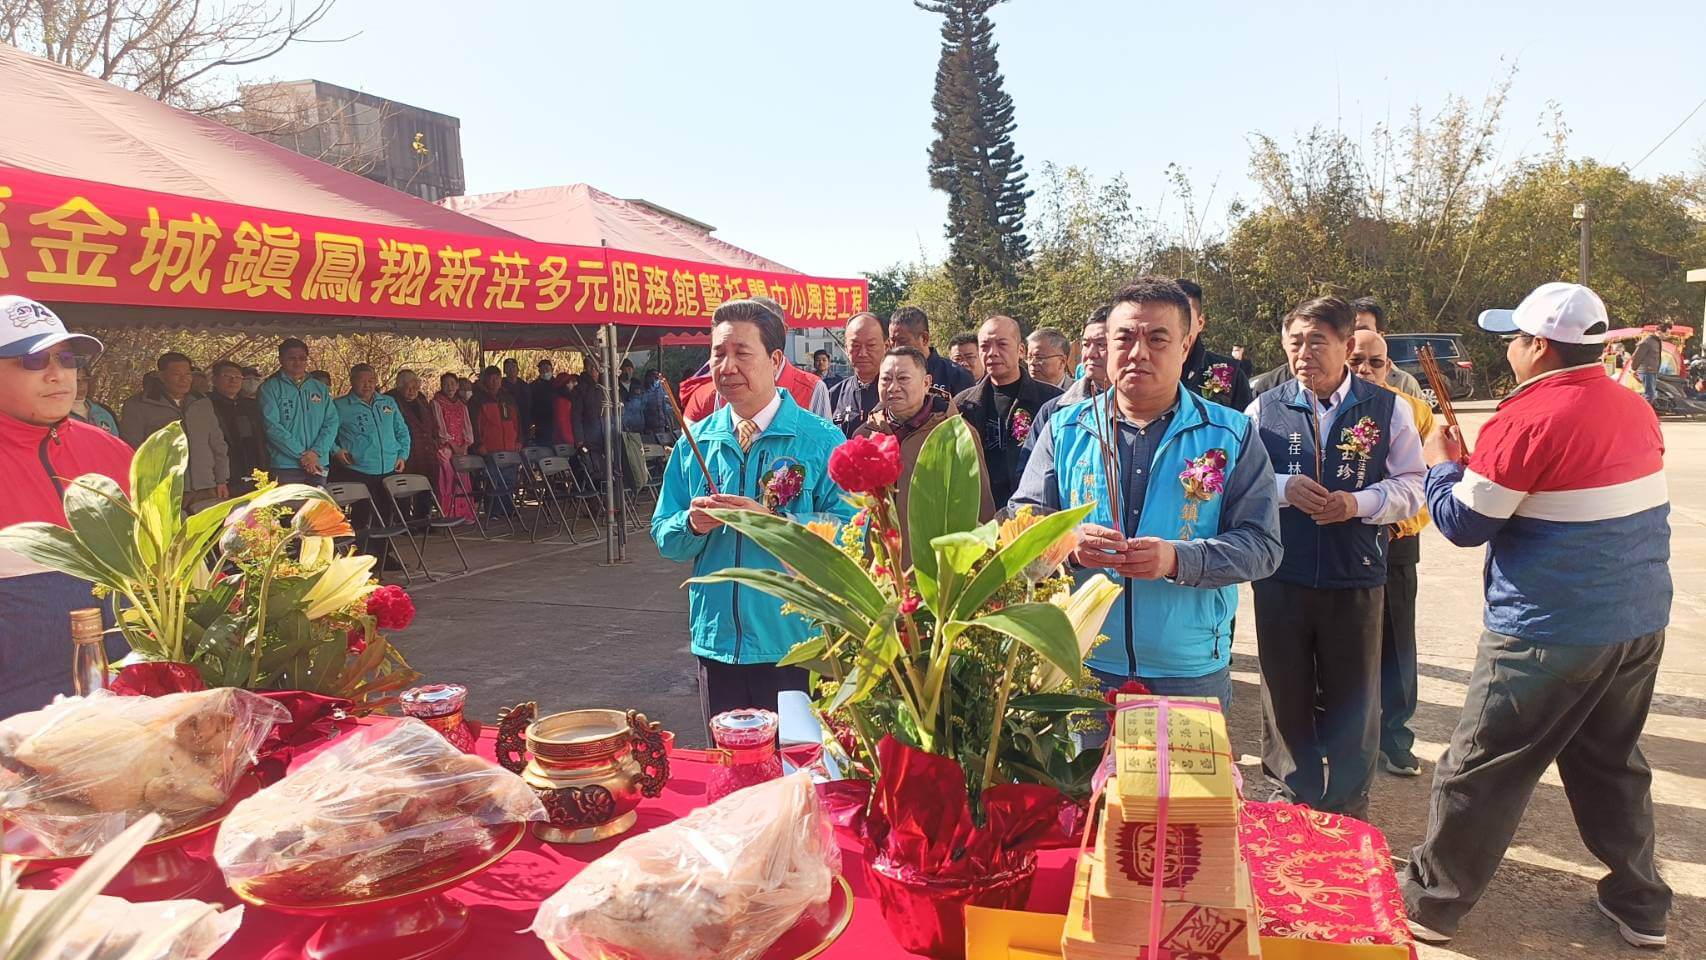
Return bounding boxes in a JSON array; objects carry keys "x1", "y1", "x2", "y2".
[{"x1": 0, "y1": 166, "x2": 863, "y2": 328}]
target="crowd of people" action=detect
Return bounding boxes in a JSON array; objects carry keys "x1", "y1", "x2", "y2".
[
  {"x1": 0, "y1": 271, "x2": 1677, "y2": 948},
  {"x1": 57, "y1": 332, "x2": 684, "y2": 535},
  {"x1": 653, "y1": 279, "x2": 1674, "y2": 948}
]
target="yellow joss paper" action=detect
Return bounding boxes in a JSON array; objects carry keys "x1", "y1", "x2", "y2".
[{"x1": 1112, "y1": 695, "x2": 1235, "y2": 807}]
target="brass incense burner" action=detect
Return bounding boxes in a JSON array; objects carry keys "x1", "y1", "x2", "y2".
[{"x1": 495, "y1": 704, "x2": 670, "y2": 844}]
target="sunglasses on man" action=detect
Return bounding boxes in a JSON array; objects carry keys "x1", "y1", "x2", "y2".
[{"x1": 13, "y1": 348, "x2": 92, "y2": 371}]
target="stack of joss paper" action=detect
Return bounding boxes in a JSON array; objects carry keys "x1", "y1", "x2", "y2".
[{"x1": 1063, "y1": 695, "x2": 1262, "y2": 959}]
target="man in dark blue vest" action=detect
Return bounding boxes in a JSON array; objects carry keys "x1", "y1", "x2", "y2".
[
  {"x1": 1246, "y1": 295, "x2": 1425, "y2": 819},
  {"x1": 1012, "y1": 278, "x2": 1282, "y2": 717}
]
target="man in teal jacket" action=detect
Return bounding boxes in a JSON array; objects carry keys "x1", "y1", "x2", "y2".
[
  {"x1": 1012, "y1": 278, "x2": 1282, "y2": 717},
  {"x1": 332, "y1": 362, "x2": 410, "y2": 496},
  {"x1": 258, "y1": 337, "x2": 338, "y2": 487},
  {"x1": 651, "y1": 298, "x2": 854, "y2": 731}
]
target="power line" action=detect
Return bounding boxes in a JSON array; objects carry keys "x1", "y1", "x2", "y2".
[{"x1": 1628, "y1": 94, "x2": 1706, "y2": 173}]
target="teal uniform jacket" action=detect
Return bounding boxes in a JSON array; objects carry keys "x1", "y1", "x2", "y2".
[
  {"x1": 651, "y1": 392, "x2": 854, "y2": 665},
  {"x1": 333, "y1": 392, "x2": 411, "y2": 475},
  {"x1": 258, "y1": 373, "x2": 339, "y2": 471},
  {"x1": 1027, "y1": 388, "x2": 1281, "y2": 678}
]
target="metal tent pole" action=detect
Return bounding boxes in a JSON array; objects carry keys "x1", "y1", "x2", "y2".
[{"x1": 601, "y1": 323, "x2": 624, "y2": 563}]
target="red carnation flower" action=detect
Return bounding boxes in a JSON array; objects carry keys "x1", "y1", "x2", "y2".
[
  {"x1": 828, "y1": 433, "x2": 901, "y2": 494},
  {"x1": 899, "y1": 593, "x2": 921, "y2": 615},
  {"x1": 1104, "y1": 679, "x2": 1153, "y2": 724},
  {"x1": 366, "y1": 584, "x2": 415, "y2": 631}
]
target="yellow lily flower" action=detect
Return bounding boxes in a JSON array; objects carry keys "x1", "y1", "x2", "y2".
[
  {"x1": 1038, "y1": 572, "x2": 1122, "y2": 689},
  {"x1": 301, "y1": 554, "x2": 378, "y2": 620}
]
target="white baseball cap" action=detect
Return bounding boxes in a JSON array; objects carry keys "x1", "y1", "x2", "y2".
[
  {"x1": 1477, "y1": 282, "x2": 1609, "y2": 344},
  {"x1": 0, "y1": 295, "x2": 102, "y2": 359}
]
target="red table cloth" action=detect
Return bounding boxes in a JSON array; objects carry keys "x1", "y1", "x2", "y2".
[{"x1": 193, "y1": 724, "x2": 1406, "y2": 959}]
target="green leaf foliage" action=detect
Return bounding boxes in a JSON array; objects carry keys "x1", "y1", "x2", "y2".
[{"x1": 908, "y1": 417, "x2": 983, "y2": 588}]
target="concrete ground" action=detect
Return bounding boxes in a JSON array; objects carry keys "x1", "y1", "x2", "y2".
[{"x1": 393, "y1": 400, "x2": 1703, "y2": 958}]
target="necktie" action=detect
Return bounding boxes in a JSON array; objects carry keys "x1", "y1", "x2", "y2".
[{"x1": 737, "y1": 418, "x2": 759, "y2": 452}]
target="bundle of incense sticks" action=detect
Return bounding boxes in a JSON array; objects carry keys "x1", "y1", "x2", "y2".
[
  {"x1": 1416, "y1": 344, "x2": 1471, "y2": 456},
  {"x1": 662, "y1": 378, "x2": 719, "y2": 495},
  {"x1": 1095, "y1": 383, "x2": 1124, "y2": 531}
]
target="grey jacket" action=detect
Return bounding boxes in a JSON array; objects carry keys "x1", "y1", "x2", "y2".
[{"x1": 120, "y1": 393, "x2": 230, "y2": 490}]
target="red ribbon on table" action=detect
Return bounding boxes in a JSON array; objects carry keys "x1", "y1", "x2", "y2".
[{"x1": 1081, "y1": 697, "x2": 1225, "y2": 954}]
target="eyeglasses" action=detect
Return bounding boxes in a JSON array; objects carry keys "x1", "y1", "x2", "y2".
[
  {"x1": 14, "y1": 349, "x2": 89, "y2": 371},
  {"x1": 1030, "y1": 353, "x2": 1066, "y2": 362},
  {"x1": 1355, "y1": 357, "x2": 1390, "y2": 368}
]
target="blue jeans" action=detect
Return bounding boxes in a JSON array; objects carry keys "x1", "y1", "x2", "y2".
[
  {"x1": 1076, "y1": 665, "x2": 1234, "y2": 752},
  {"x1": 1641, "y1": 370, "x2": 1659, "y2": 403}
]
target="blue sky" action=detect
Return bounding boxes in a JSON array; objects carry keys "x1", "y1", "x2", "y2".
[{"x1": 259, "y1": 0, "x2": 1705, "y2": 278}]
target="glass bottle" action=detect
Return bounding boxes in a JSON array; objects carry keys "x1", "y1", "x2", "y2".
[
  {"x1": 400, "y1": 683, "x2": 477, "y2": 752},
  {"x1": 69, "y1": 608, "x2": 108, "y2": 696},
  {"x1": 706, "y1": 709, "x2": 782, "y2": 804}
]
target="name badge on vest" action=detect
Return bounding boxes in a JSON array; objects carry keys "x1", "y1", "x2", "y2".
[{"x1": 1333, "y1": 416, "x2": 1380, "y2": 488}]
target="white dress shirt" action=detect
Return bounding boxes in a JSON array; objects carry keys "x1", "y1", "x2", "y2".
[{"x1": 1245, "y1": 370, "x2": 1426, "y2": 526}]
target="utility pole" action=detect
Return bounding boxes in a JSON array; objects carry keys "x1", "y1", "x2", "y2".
[{"x1": 1574, "y1": 201, "x2": 1591, "y2": 284}]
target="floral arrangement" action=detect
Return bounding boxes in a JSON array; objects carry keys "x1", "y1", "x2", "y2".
[
  {"x1": 1009, "y1": 407, "x2": 1034, "y2": 443},
  {"x1": 696, "y1": 414, "x2": 1119, "y2": 852},
  {"x1": 696, "y1": 418, "x2": 1122, "y2": 954},
  {"x1": 1177, "y1": 449, "x2": 1228, "y2": 539},
  {"x1": 1201, "y1": 362, "x2": 1235, "y2": 399},
  {"x1": 760, "y1": 458, "x2": 806, "y2": 512},
  {"x1": 1336, "y1": 415, "x2": 1382, "y2": 461},
  {"x1": 0, "y1": 423, "x2": 417, "y2": 709}
]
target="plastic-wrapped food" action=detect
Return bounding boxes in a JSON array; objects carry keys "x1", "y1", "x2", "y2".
[
  {"x1": 1, "y1": 892, "x2": 241, "y2": 960},
  {"x1": 214, "y1": 718, "x2": 546, "y2": 902},
  {"x1": 531, "y1": 771, "x2": 839, "y2": 960},
  {"x1": 0, "y1": 688, "x2": 289, "y2": 855}
]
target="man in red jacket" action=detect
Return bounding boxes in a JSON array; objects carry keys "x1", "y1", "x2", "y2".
[{"x1": 0, "y1": 296, "x2": 134, "y2": 717}]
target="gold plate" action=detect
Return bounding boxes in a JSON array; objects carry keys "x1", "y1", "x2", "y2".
[
  {"x1": 228, "y1": 821, "x2": 526, "y2": 914},
  {"x1": 543, "y1": 873, "x2": 854, "y2": 960},
  {"x1": 1, "y1": 770, "x2": 267, "y2": 870}
]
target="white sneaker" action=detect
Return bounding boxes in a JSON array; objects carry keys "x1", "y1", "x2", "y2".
[
  {"x1": 1596, "y1": 898, "x2": 1667, "y2": 948},
  {"x1": 1406, "y1": 919, "x2": 1452, "y2": 944}
]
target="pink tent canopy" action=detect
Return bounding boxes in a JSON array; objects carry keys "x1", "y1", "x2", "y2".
[
  {"x1": 445, "y1": 185, "x2": 852, "y2": 348},
  {"x1": 0, "y1": 44, "x2": 516, "y2": 238},
  {"x1": 445, "y1": 185, "x2": 796, "y2": 274}
]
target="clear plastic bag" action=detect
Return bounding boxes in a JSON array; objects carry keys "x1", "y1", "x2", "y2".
[
  {"x1": 531, "y1": 771, "x2": 839, "y2": 960},
  {"x1": 0, "y1": 688, "x2": 290, "y2": 856},
  {"x1": 214, "y1": 718, "x2": 545, "y2": 903},
  {"x1": 1, "y1": 892, "x2": 242, "y2": 960}
]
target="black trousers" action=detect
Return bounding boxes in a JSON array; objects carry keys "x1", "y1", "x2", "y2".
[
  {"x1": 1403, "y1": 629, "x2": 1671, "y2": 935},
  {"x1": 1380, "y1": 536, "x2": 1421, "y2": 757},
  {"x1": 1254, "y1": 578, "x2": 1384, "y2": 819},
  {"x1": 696, "y1": 656, "x2": 808, "y2": 738}
]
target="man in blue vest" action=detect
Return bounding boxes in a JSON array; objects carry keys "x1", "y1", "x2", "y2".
[
  {"x1": 1012, "y1": 277, "x2": 1282, "y2": 716},
  {"x1": 332, "y1": 363, "x2": 411, "y2": 504},
  {"x1": 1246, "y1": 296, "x2": 1426, "y2": 819},
  {"x1": 652, "y1": 299, "x2": 855, "y2": 731},
  {"x1": 258, "y1": 337, "x2": 338, "y2": 487}
]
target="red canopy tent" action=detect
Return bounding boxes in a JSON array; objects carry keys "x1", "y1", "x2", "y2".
[
  {"x1": 0, "y1": 44, "x2": 866, "y2": 342},
  {"x1": 0, "y1": 44, "x2": 866, "y2": 560},
  {"x1": 444, "y1": 184, "x2": 853, "y2": 354}
]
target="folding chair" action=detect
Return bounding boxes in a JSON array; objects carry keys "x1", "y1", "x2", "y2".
[
  {"x1": 487, "y1": 450, "x2": 538, "y2": 540},
  {"x1": 566, "y1": 455, "x2": 609, "y2": 540},
  {"x1": 553, "y1": 443, "x2": 578, "y2": 460},
  {"x1": 451, "y1": 454, "x2": 511, "y2": 540},
  {"x1": 534, "y1": 456, "x2": 589, "y2": 543},
  {"x1": 326, "y1": 481, "x2": 417, "y2": 585},
  {"x1": 381, "y1": 473, "x2": 471, "y2": 579}
]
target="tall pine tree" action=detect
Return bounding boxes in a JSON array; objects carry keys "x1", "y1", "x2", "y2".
[{"x1": 918, "y1": 0, "x2": 1031, "y2": 319}]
